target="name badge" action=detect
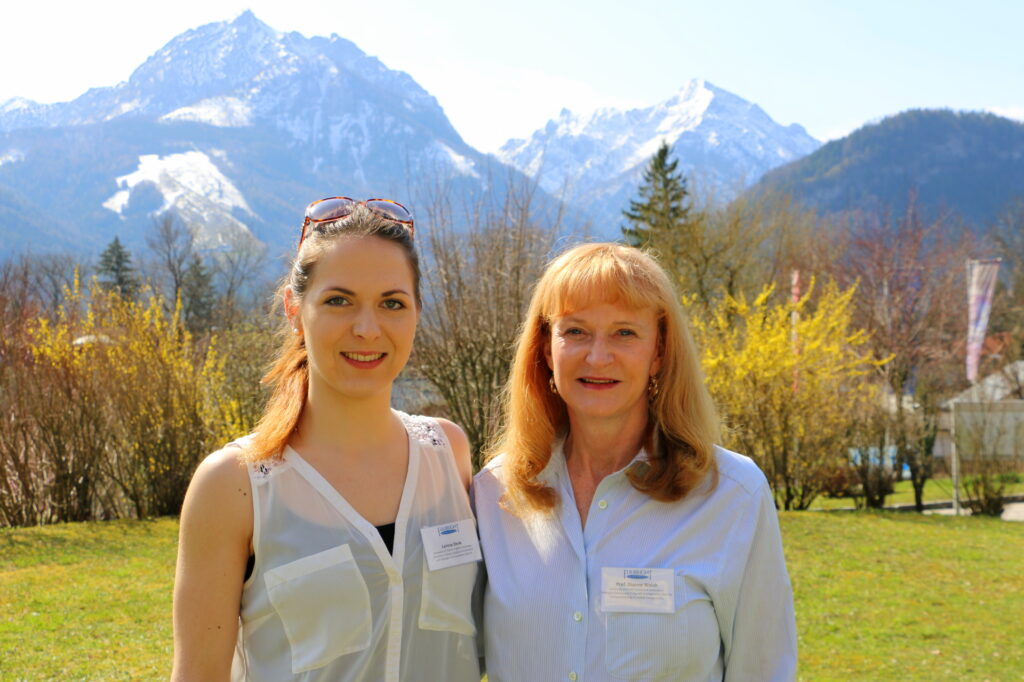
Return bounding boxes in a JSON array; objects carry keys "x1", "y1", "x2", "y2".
[
  {"x1": 601, "y1": 567, "x2": 675, "y2": 614},
  {"x1": 420, "y1": 519, "x2": 482, "y2": 571}
]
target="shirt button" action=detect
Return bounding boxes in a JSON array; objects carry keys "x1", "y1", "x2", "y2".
[
  {"x1": 573, "y1": 611, "x2": 583, "y2": 622},
  {"x1": 598, "y1": 499, "x2": 608, "y2": 510},
  {"x1": 569, "y1": 673, "x2": 578, "y2": 681}
]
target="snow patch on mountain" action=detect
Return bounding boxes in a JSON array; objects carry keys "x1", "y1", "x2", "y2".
[
  {"x1": 104, "y1": 150, "x2": 252, "y2": 216},
  {"x1": 1, "y1": 98, "x2": 35, "y2": 114},
  {"x1": 161, "y1": 97, "x2": 253, "y2": 127},
  {"x1": 435, "y1": 142, "x2": 479, "y2": 178}
]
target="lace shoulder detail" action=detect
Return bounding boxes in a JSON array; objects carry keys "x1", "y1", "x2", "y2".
[
  {"x1": 398, "y1": 411, "x2": 450, "y2": 451},
  {"x1": 249, "y1": 457, "x2": 285, "y2": 479},
  {"x1": 224, "y1": 434, "x2": 285, "y2": 479}
]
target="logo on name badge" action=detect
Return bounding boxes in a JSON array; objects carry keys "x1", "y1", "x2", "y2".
[
  {"x1": 624, "y1": 569, "x2": 653, "y2": 580},
  {"x1": 437, "y1": 523, "x2": 459, "y2": 536}
]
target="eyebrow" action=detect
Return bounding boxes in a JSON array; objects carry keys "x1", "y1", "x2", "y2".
[
  {"x1": 323, "y1": 286, "x2": 411, "y2": 297},
  {"x1": 561, "y1": 317, "x2": 643, "y2": 326}
]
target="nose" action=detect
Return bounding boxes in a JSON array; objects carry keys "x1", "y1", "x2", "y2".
[
  {"x1": 586, "y1": 336, "x2": 613, "y2": 367},
  {"x1": 352, "y1": 306, "x2": 381, "y2": 340}
]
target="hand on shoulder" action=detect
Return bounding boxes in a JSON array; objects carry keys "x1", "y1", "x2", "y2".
[{"x1": 435, "y1": 418, "x2": 474, "y2": 489}]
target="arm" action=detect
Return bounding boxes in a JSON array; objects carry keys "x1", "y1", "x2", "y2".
[
  {"x1": 436, "y1": 418, "x2": 474, "y2": 490},
  {"x1": 723, "y1": 484, "x2": 798, "y2": 682},
  {"x1": 171, "y1": 448, "x2": 253, "y2": 681}
]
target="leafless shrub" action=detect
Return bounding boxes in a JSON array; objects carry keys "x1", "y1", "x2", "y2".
[{"x1": 412, "y1": 179, "x2": 560, "y2": 467}]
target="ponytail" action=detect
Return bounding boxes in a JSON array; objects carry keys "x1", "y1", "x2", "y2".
[{"x1": 245, "y1": 332, "x2": 308, "y2": 462}]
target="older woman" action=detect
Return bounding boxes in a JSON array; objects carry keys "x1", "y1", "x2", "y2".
[{"x1": 474, "y1": 243, "x2": 796, "y2": 681}]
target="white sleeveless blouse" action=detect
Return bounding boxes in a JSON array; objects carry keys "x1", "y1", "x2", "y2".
[{"x1": 230, "y1": 412, "x2": 481, "y2": 682}]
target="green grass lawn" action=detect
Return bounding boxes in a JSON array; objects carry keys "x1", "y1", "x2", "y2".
[
  {"x1": 784, "y1": 511, "x2": 1024, "y2": 680},
  {"x1": 1, "y1": 513, "x2": 1022, "y2": 680},
  {"x1": 0, "y1": 519, "x2": 176, "y2": 681},
  {"x1": 811, "y1": 476, "x2": 1024, "y2": 510}
]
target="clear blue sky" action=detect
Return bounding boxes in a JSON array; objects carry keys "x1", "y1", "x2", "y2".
[{"x1": 2, "y1": 0, "x2": 1021, "y2": 151}]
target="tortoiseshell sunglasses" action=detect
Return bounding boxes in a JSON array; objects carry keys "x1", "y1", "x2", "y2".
[{"x1": 299, "y1": 196, "x2": 414, "y2": 250}]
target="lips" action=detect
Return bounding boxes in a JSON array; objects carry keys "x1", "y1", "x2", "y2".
[
  {"x1": 341, "y1": 351, "x2": 387, "y2": 368},
  {"x1": 578, "y1": 377, "x2": 619, "y2": 389}
]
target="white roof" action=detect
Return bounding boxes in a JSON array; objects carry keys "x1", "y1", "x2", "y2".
[{"x1": 943, "y1": 360, "x2": 1024, "y2": 406}]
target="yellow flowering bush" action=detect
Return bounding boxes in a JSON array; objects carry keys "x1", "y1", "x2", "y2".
[
  {"x1": 691, "y1": 279, "x2": 883, "y2": 509},
  {"x1": 18, "y1": 276, "x2": 267, "y2": 521}
]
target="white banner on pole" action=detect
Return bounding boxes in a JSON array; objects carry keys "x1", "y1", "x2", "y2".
[{"x1": 966, "y1": 258, "x2": 1001, "y2": 383}]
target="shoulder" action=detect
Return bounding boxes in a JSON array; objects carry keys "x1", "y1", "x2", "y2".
[
  {"x1": 189, "y1": 447, "x2": 252, "y2": 497},
  {"x1": 398, "y1": 412, "x2": 473, "y2": 488},
  {"x1": 473, "y1": 453, "x2": 508, "y2": 489},
  {"x1": 712, "y1": 445, "x2": 770, "y2": 500},
  {"x1": 180, "y1": 446, "x2": 253, "y2": 541},
  {"x1": 435, "y1": 417, "x2": 473, "y2": 488}
]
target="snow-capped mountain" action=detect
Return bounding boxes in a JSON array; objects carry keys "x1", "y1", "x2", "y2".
[
  {"x1": 0, "y1": 11, "x2": 529, "y2": 258},
  {"x1": 498, "y1": 79, "x2": 821, "y2": 236}
]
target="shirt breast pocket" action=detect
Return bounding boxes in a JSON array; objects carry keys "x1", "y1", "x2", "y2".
[
  {"x1": 264, "y1": 544, "x2": 372, "y2": 674},
  {"x1": 418, "y1": 557, "x2": 478, "y2": 637},
  {"x1": 604, "y1": 569, "x2": 715, "y2": 681}
]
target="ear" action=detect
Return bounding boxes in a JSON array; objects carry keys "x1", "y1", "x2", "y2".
[
  {"x1": 542, "y1": 326, "x2": 554, "y2": 371},
  {"x1": 283, "y1": 287, "x2": 301, "y2": 334}
]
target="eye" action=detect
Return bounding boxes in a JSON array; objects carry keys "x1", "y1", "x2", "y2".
[
  {"x1": 325, "y1": 295, "x2": 350, "y2": 306},
  {"x1": 562, "y1": 327, "x2": 585, "y2": 337},
  {"x1": 381, "y1": 298, "x2": 406, "y2": 311},
  {"x1": 617, "y1": 328, "x2": 638, "y2": 337}
]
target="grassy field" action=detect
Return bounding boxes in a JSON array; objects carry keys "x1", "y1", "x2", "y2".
[
  {"x1": 810, "y1": 476, "x2": 1024, "y2": 510},
  {"x1": 1, "y1": 513, "x2": 1022, "y2": 680}
]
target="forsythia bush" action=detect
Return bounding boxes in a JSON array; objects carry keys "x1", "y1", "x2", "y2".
[
  {"x1": 0, "y1": 275, "x2": 268, "y2": 525},
  {"x1": 691, "y1": 280, "x2": 883, "y2": 510}
]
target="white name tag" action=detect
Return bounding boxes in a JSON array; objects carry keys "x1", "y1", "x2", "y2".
[
  {"x1": 601, "y1": 567, "x2": 675, "y2": 614},
  {"x1": 420, "y1": 519, "x2": 482, "y2": 571}
]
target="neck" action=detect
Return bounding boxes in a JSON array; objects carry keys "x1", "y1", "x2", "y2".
[
  {"x1": 564, "y1": 409, "x2": 649, "y2": 484},
  {"x1": 292, "y1": 381, "x2": 400, "y2": 458}
]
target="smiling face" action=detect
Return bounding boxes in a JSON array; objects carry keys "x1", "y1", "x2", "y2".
[
  {"x1": 287, "y1": 235, "x2": 418, "y2": 403},
  {"x1": 545, "y1": 300, "x2": 662, "y2": 428}
]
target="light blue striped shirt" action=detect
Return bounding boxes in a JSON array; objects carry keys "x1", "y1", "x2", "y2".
[{"x1": 474, "y1": 443, "x2": 796, "y2": 681}]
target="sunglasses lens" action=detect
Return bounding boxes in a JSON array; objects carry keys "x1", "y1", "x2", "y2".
[
  {"x1": 307, "y1": 197, "x2": 356, "y2": 222},
  {"x1": 366, "y1": 199, "x2": 413, "y2": 223}
]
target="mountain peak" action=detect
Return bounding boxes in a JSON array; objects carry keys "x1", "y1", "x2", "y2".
[
  {"x1": 231, "y1": 9, "x2": 262, "y2": 26},
  {"x1": 497, "y1": 80, "x2": 822, "y2": 236}
]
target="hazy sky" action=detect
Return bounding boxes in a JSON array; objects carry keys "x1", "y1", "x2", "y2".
[{"x1": 2, "y1": 0, "x2": 1022, "y2": 151}]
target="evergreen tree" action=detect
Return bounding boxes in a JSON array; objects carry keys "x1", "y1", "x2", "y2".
[
  {"x1": 181, "y1": 253, "x2": 216, "y2": 333},
  {"x1": 621, "y1": 141, "x2": 692, "y2": 248},
  {"x1": 96, "y1": 236, "x2": 139, "y2": 299}
]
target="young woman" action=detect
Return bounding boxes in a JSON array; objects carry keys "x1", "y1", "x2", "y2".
[
  {"x1": 172, "y1": 199, "x2": 481, "y2": 681},
  {"x1": 475, "y1": 243, "x2": 797, "y2": 681}
]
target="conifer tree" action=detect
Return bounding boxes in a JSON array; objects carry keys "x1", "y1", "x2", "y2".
[
  {"x1": 181, "y1": 253, "x2": 216, "y2": 333},
  {"x1": 96, "y1": 236, "x2": 139, "y2": 299},
  {"x1": 621, "y1": 141, "x2": 692, "y2": 248}
]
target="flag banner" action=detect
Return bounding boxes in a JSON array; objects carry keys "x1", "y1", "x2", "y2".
[{"x1": 966, "y1": 258, "x2": 1001, "y2": 383}]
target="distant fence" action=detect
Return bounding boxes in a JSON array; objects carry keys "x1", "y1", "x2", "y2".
[{"x1": 951, "y1": 400, "x2": 1024, "y2": 460}]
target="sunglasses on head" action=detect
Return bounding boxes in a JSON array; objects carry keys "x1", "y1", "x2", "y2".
[{"x1": 299, "y1": 196, "x2": 414, "y2": 250}]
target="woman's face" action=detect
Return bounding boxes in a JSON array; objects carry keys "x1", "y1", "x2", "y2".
[
  {"x1": 545, "y1": 300, "x2": 662, "y2": 426},
  {"x1": 289, "y1": 235, "x2": 418, "y2": 402}
]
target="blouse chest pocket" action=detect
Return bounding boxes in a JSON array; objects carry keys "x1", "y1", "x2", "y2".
[
  {"x1": 604, "y1": 570, "x2": 717, "y2": 681},
  {"x1": 418, "y1": 557, "x2": 478, "y2": 637},
  {"x1": 264, "y1": 544, "x2": 372, "y2": 674}
]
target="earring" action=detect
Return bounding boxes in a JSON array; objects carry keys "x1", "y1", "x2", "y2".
[
  {"x1": 292, "y1": 328, "x2": 299, "y2": 334},
  {"x1": 647, "y1": 374, "x2": 660, "y2": 400},
  {"x1": 549, "y1": 376, "x2": 559, "y2": 395}
]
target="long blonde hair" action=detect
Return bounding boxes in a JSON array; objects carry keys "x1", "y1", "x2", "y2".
[
  {"x1": 245, "y1": 205, "x2": 420, "y2": 462},
  {"x1": 486, "y1": 242, "x2": 719, "y2": 513}
]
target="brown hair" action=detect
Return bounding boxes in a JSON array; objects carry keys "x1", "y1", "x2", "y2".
[
  {"x1": 245, "y1": 205, "x2": 420, "y2": 462},
  {"x1": 486, "y1": 242, "x2": 719, "y2": 514}
]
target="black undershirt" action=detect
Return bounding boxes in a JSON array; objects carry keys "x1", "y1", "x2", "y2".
[{"x1": 243, "y1": 522, "x2": 396, "y2": 582}]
